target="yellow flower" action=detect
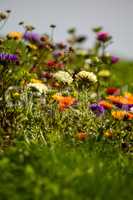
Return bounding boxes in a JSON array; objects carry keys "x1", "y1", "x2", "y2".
[
  {"x1": 112, "y1": 111, "x2": 127, "y2": 120},
  {"x1": 27, "y1": 43, "x2": 38, "y2": 50},
  {"x1": 104, "y1": 130, "x2": 113, "y2": 138},
  {"x1": 98, "y1": 70, "x2": 111, "y2": 78},
  {"x1": 7, "y1": 32, "x2": 22, "y2": 40},
  {"x1": 31, "y1": 79, "x2": 43, "y2": 84}
]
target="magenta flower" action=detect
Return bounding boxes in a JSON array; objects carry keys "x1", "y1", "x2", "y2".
[
  {"x1": 97, "y1": 32, "x2": 109, "y2": 42},
  {"x1": 111, "y1": 56, "x2": 119, "y2": 64}
]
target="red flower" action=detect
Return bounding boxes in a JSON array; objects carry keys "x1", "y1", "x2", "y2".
[
  {"x1": 106, "y1": 87, "x2": 120, "y2": 95},
  {"x1": 47, "y1": 60, "x2": 56, "y2": 67}
]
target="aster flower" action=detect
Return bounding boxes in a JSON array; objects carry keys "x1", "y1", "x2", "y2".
[
  {"x1": 97, "y1": 32, "x2": 110, "y2": 42},
  {"x1": 89, "y1": 103, "x2": 105, "y2": 116},
  {"x1": 111, "y1": 56, "x2": 119, "y2": 64},
  {"x1": 0, "y1": 53, "x2": 18, "y2": 63},
  {"x1": 53, "y1": 71, "x2": 73, "y2": 85},
  {"x1": 27, "y1": 83, "x2": 48, "y2": 94},
  {"x1": 52, "y1": 94, "x2": 76, "y2": 111},
  {"x1": 52, "y1": 50, "x2": 64, "y2": 58},
  {"x1": 99, "y1": 100, "x2": 113, "y2": 110},
  {"x1": 76, "y1": 71, "x2": 97, "y2": 83},
  {"x1": 23, "y1": 31, "x2": 41, "y2": 44},
  {"x1": 106, "y1": 87, "x2": 120, "y2": 95},
  {"x1": 112, "y1": 111, "x2": 128, "y2": 120}
]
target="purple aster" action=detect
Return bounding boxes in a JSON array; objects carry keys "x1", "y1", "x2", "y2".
[
  {"x1": 52, "y1": 50, "x2": 62, "y2": 58},
  {"x1": 97, "y1": 32, "x2": 109, "y2": 42},
  {"x1": 23, "y1": 31, "x2": 41, "y2": 44},
  {"x1": 0, "y1": 53, "x2": 18, "y2": 62},
  {"x1": 115, "y1": 103, "x2": 133, "y2": 111},
  {"x1": 89, "y1": 103, "x2": 105, "y2": 116},
  {"x1": 111, "y1": 56, "x2": 119, "y2": 64}
]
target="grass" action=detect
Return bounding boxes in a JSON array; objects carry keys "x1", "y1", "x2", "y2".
[
  {"x1": 0, "y1": 141, "x2": 133, "y2": 200},
  {"x1": 111, "y1": 61, "x2": 133, "y2": 87}
]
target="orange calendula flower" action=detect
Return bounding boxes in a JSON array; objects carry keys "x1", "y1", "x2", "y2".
[
  {"x1": 127, "y1": 113, "x2": 133, "y2": 120},
  {"x1": 75, "y1": 132, "x2": 88, "y2": 141},
  {"x1": 107, "y1": 96, "x2": 129, "y2": 104},
  {"x1": 124, "y1": 92, "x2": 133, "y2": 104},
  {"x1": 99, "y1": 100, "x2": 113, "y2": 110},
  {"x1": 53, "y1": 95, "x2": 76, "y2": 111},
  {"x1": 112, "y1": 111, "x2": 127, "y2": 120},
  {"x1": 7, "y1": 32, "x2": 23, "y2": 40}
]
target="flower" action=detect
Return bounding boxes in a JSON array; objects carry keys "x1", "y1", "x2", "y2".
[
  {"x1": 30, "y1": 79, "x2": 43, "y2": 84},
  {"x1": 26, "y1": 43, "x2": 38, "y2": 50},
  {"x1": 112, "y1": 111, "x2": 127, "y2": 120},
  {"x1": 27, "y1": 83, "x2": 48, "y2": 94},
  {"x1": 75, "y1": 132, "x2": 88, "y2": 141},
  {"x1": 89, "y1": 103, "x2": 105, "y2": 116},
  {"x1": 106, "y1": 87, "x2": 120, "y2": 95},
  {"x1": 127, "y1": 113, "x2": 133, "y2": 120},
  {"x1": 7, "y1": 32, "x2": 22, "y2": 40},
  {"x1": 112, "y1": 110, "x2": 133, "y2": 120},
  {"x1": 111, "y1": 56, "x2": 119, "y2": 64},
  {"x1": 46, "y1": 60, "x2": 64, "y2": 69},
  {"x1": 0, "y1": 11, "x2": 9, "y2": 21},
  {"x1": 107, "y1": 96, "x2": 128, "y2": 104},
  {"x1": 76, "y1": 71, "x2": 97, "y2": 83},
  {"x1": 0, "y1": 53, "x2": 18, "y2": 63},
  {"x1": 104, "y1": 130, "x2": 113, "y2": 139},
  {"x1": 53, "y1": 71, "x2": 73, "y2": 85},
  {"x1": 99, "y1": 100, "x2": 113, "y2": 110},
  {"x1": 107, "y1": 95, "x2": 133, "y2": 105},
  {"x1": 97, "y1": 32, "x2": 110, "y2": 42},
  {"x1": 52, "y1": 50, "x2": 64, "y2": 58},
  {"x1": 98, "y1": 70, "x2": 111, "y2": 78},
  {"x1": 23, "y1": 32, "x2": 41, "y2": 44},
  {"x1": 52, "y1": 94, "x2": 76, "y2": 111}
]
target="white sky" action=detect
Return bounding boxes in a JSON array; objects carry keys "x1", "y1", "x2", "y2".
[{"x1": 0, "y1": 0, "x2": 133, "y2": 59}]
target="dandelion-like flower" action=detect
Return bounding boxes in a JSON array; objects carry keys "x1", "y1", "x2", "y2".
[
  {"x1": 76, "y1": 71, "x2": 97, "y2": 83},
  {"x1": 53, "y1": 71, "x2": 73, "y2": 85}
]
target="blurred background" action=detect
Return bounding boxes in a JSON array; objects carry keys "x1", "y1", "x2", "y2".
[{"x1": 0, "y1": 0, "x2": 133, "y2": 59}]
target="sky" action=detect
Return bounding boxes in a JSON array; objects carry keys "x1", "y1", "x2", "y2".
[{"x1": 0, "y1": 0, "x2": 133, "y2": 59}]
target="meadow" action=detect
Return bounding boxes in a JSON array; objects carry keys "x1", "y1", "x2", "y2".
[{"x1": 0, "y1": 10, "x2": 133, "y2": 200}]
